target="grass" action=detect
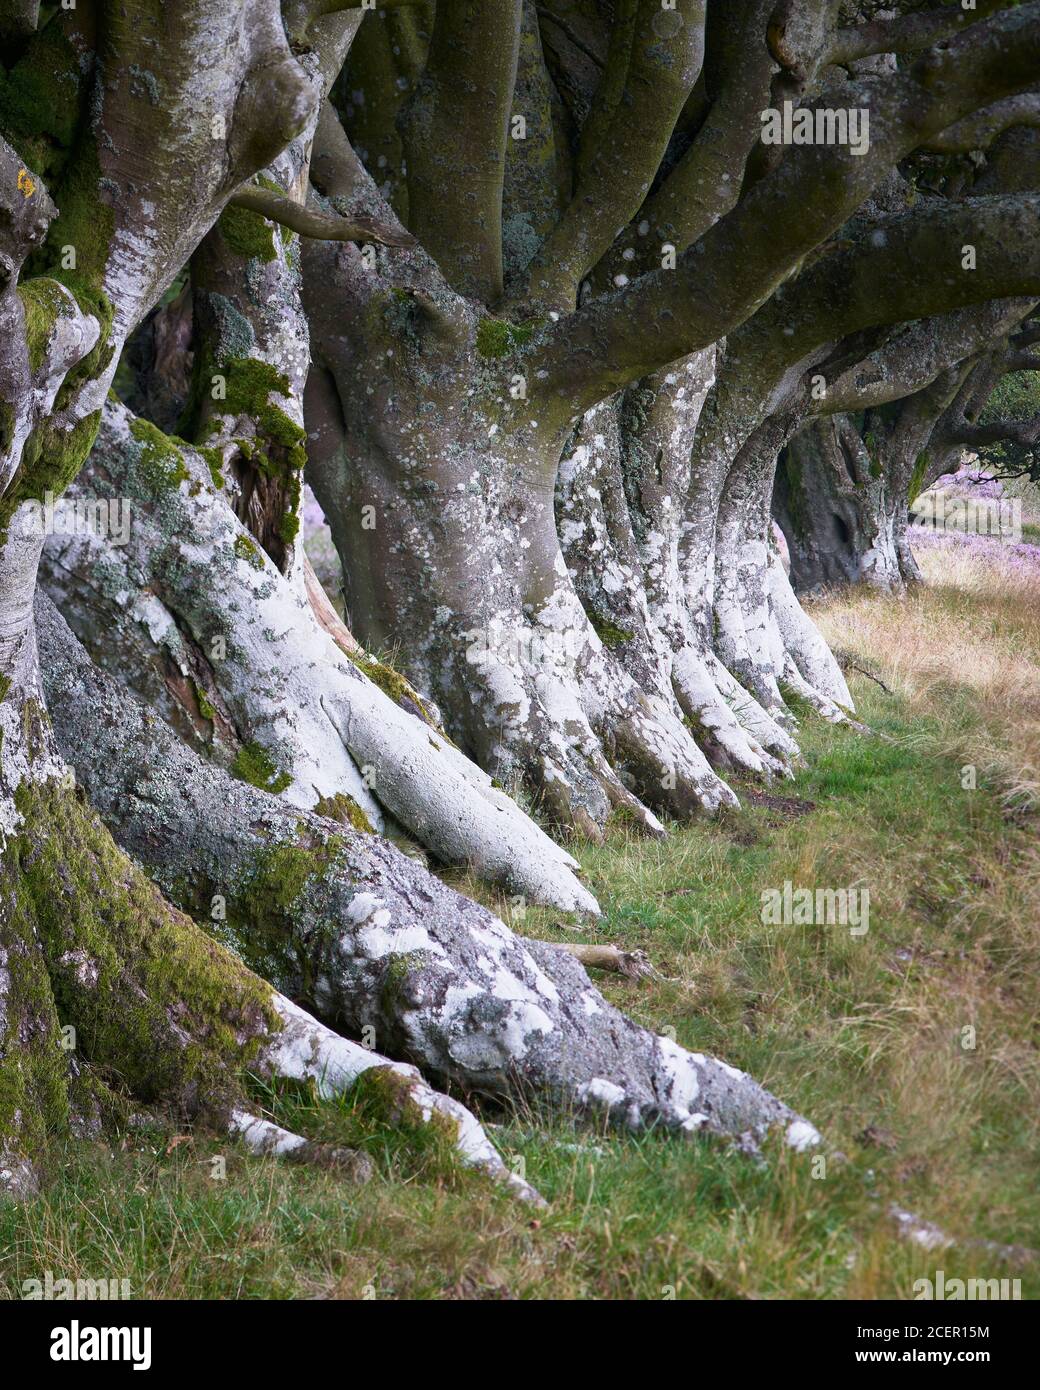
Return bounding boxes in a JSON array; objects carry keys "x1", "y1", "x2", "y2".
[{"x1": 2, "y1": 538, "x2": 1038, "y2": 1300}]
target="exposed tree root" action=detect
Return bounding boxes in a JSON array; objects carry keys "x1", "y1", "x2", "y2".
[
  {"x1": 37, "y1": 594, "x2": 821, "y2": 1157},
  {"x1": 229, "y1": 1111, "x2": 375, "y2": 1180},
  {"x1": 255, "y1": 994, "x2": 543, "y2": 1202},
  {"x1": 0, "y1": 716, "x2": 540, "y2": 1204},
  {"x1": 40, "y1": 401, "x2": 597, "y2": 915}
]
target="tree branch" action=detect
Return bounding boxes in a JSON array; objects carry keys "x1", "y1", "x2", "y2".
[
  {"x1": 942, "y1": 415, "x2": 1040, "y2": 448},
  {"x1": 0, "y1": 0, "x2": 39, "y2": 39},
  {"x1": 282, "y1": 0, "x2": 420, "y2": 44},
  {"x1": 923, "y1": 91, "x2": 1040, "y2": 153},
  {"x1": 305, "y1": 99, "x2": 448, "y2": 312},
  {"x1": 515, "y1": 0, "x2": 707, "y2": 311},
  {"x1": 814, "y1": 300, "x2": 1036, "y2": 416},
  {"x1": 595, "y1": 0, "x2": 776, "y2": 286},
  {"x1": 396, "y1": 0, "x2": 523, "y2": 302},
  {"x1": 826, "y1": 0, "x2": 1005, "y2": 66},
  {"x1": 1008, "y1": 351, "x2": 1040, "y2": 372},
  {"x1": 229, "y1": 183, "x2": 416, "y2": 247},
  {"x1": 760, "y1": 200, "x2": 1040, "y2": 404},
  {"x1": 530, "y1": 4, "x2": 1040, "y2": 415},
  {"x1": 536, "y1": 942, "x2": 655, "y2": 979}
]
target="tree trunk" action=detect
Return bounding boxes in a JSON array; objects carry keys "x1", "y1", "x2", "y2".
[
  {"x1": 1, "y1": 504, "x2": 67, "y2": 1197},
  {"x1": 303, "y1": 252, "x2": 736, "y2": 838},
  {"x1": 775, "y1": 416, "x2": 919, "y2": 593},
  {"x1": 303, "y1": 223, "x2": 860, "y2": 837},
  {"x1": 713, "y1": 416, "x2": 853, "y2": 719}
]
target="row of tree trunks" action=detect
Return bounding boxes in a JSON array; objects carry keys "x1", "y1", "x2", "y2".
[
  {"x1": 777, "y1": 299, "x2": 1040, "y2": 595},
  {"x1": 7, "y1": 0, "x2": 1040, "y2": 1200}
]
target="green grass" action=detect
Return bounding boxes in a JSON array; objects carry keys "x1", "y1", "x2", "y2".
[{"x1": 2, "y1": 585, "x2": 1038, "y2": 1299}]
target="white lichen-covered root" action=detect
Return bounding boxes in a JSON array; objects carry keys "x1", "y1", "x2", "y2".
[
  {"x1": 768, "y1": 552, "x2": 854, "y2": 710},
  {"x1": 702, "y1": 648, "x2": 802, "y2": 760},
  {"x1": 410, "y1": 576, "x2": 741, "y2": 835},
  {"x1": 241, "y1": 994, "x2": 542, "y2": 1201},
  {"x1": 671, "y1": 642, "x2": 795, "y2": 777},
  {"x1": 41, "y1": 399, "x2": 597, "y2": 915},
  {"x1": 704, "y1": 541, "x2": 856, "y2": 746},
  {"x1": 553, "y1": 378, "x2": 791, "y2": 796},
  {"x1": 228, "y1": 1112, "x2": 376, "y2": 1183},
  {"x1": 38, "y1": 593, "x2": 820, "y2": 1160}
]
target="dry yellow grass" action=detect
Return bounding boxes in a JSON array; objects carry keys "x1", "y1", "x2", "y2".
[{"x1": 812, "y1": 536, "x2": 1040, "y2": 810}]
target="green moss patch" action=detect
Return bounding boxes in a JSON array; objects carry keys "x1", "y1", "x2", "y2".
[
  {"x1": 217, "y1": 204, "x2": 278, "y2": 264},
  {"x1": 346, "y1": 649, "x2": 434, "y2": 724},
  {"x1": 233, "y1": 534, "x2": 266, "y2": 571},
  {"x1": 205, "y1": 833, "x2": 347, "y2": 995},
  {"x1": 17, "y1": 279, "x2": 70, "y2": 374},
  {"x1": 590, "y1": 615, "x2": 634, "y2": 648},
  {"x1": 231, "y1": 741, "x2": 292, "y2": 794},
  {"x1": 0, "y1": 21, "x2": 84, "y2": 180},
  {"x1": 908, "y1": 451, "x2": 929, "y2": 506},
  {"x1": 8, "y1": 783, "x2": 279, "y2": 1129},
  {"x1": 130, "y1": 417, "x2": 189, "y2": 493},
  {"x1": 476, "y1": 316, "x2": 535, "y2": 359},
  {"x1": 0, "y1": 408, "x2": 103, "y2": 541},
  {"x1": 314, "y1": 792, "x2": 374, "y2": 834},
  {"x1": 197, "y1": 446, "x2": 226, "y2": 490},
  {"x1": 219, "y1": 360, "x2": 305, "y2": 453}
]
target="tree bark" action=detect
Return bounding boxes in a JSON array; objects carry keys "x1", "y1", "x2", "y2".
[
  {"x1": 40, "y1": 399, "x2": 598, "y2": 913},
  {"x1": 35, "y1": 590, "x2": 821, "y2": 1158},
  {"x1": 303, "y1": 224, "x2": 736, "y2": 837},
  {"x1": 776, "y1": 415, "x2": 917, "y2": 593}
]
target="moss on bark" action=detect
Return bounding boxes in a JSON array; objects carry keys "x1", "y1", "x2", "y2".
[
  {"x1": 16, "y1": 278, "x2": 70, "y2": 374},
  {"x1": 194, "y1": 832, "x2": 349, "y2": 1001},
  {"x1": 8, "y1": 781, "x2": 280, "y2": 1130},
  {"x1": 0, "y1": 849, "x2": 70, "y2": 1190},
  {"x1": 475, "y1": 316, "x2": 535, "y2": 358},
  {"x1": 345, "y1": 647, "x2": 436, "y2": 724},
  {"x1": 0, "y1": 18, "x2": 85, "y2": 181},
  {"x1": 230, "y1": 740, "x2": 291, "y2": 794},
  {"x1": 216, "y1": 203, "x2": 278, "y2": 265},
  {"x1": 129, "y1": 417, "x2": 190, "y2": 492},
  {"x1": 313, "y1": 792, "x2": 374, "y2": 834},
  {"x1": 0, "y1": 408, "x2": 103, "y2": 541}
]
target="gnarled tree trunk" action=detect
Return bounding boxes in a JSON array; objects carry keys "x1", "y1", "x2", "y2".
[{"x1": 775, "y1": 415, "x2": 917, "y2": 593}]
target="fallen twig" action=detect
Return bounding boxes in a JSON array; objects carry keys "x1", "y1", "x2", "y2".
[
  {"x1": 846, "y1": 662, "x2": 894, "y2": 694},
  {"x1": 539, "y1": 942, "x2": 655, "y2": 980}
]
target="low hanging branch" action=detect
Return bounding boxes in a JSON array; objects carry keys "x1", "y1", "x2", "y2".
[
  {"x1": 943, "y1": 414, "x2": 1040, "y2": 449},
  {"x1": 228, "y1": 184, "x2": 416, "y2": 248},
  {"x1": 826, "y1": 0, "x2": 1006, "y2": 67}
]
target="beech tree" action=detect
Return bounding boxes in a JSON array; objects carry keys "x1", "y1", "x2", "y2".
[
  {"x1": 777, "y1": 127, "x2": 1040, "y2": 592},
  {"x1": 3, "y1": 0, "x2": 1040, "y2": 1199},
  {"x1": 775, "y1": 302, "x2": 1038, "y2": 590}
]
